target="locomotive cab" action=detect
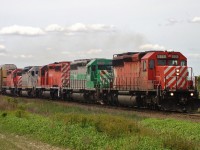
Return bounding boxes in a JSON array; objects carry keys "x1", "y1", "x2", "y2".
[
  {"x1": 141, "y1": 51, "x2": 196, "y2": 90},
  {"x1": 20, "y1": 66, "x2": 40, "y2": 97},
  {"x1": 70, "y1": 59, "x2": 91, "y2": 89},
  {"x1": 37, "y1": 62, "x2": 70, "y2": 99},
  {"x1": 86, "y1": 59, "x2": 113, "y2": 89},
  {"x1": 142, "y1": 51, "x2": 198, "y2": 111},
  {"x1": 3, "y1": 68, "x2": 22, "y2": 96}
]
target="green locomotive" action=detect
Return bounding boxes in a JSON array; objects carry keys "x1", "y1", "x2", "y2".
[
  {"x1": 70, "y1": 58, "x2": 113, "y2": 89},
  {"x1": 86, "y1": 59, "x2": 113, "y2": 89},
  {"x1": 69, "y1": 58, "x2": 113, "y2": 102}
]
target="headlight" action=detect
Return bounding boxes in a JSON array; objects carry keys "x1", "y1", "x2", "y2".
[
  {"x1": 176, "y1": 69, "x2": 180, "y2": 76},
  {"x1": 170, "y1": 92, "x2": 174, "y2": 96},
  {"x1": 190, "y1": 93, "x2": 194, "y2": 96}
]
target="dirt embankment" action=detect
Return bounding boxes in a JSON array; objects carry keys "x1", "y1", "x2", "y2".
[{"x1": 0, "y1": 132, "x2": 66, "y2": 150}]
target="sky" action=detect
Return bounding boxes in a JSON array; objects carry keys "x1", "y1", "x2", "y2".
[{"x1": 0, "y1": 0, "x2": 200, "y2": 74}]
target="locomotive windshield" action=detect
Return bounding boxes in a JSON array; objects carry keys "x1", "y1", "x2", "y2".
[
  {"x1": 17, "y1": 72, "x2": 22, "y2": 76},
  {"x1": 181, "y1": 60, "x2": 187, "y2": 66},
  {"x1": 158, "y1": 60, "x2": 166, "y2": 66},
  {"x1": 98, "y1": 65, "x2": 112, "y2": 70},
  {"x1": 168, "y1": 60, "x2": 178, "y2": 66},
  {"x1": 158, "y1": 59, "x2": 179, "y2": 66}
]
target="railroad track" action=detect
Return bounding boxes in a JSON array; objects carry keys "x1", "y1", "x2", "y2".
[
  {"x1": 2, "y1": 95, "x2": 200, "y2": 122},
  {"x1": 52, "y1": 99, "x2": 200, "y2": 122},
  {"x1": 188, "y1": 113, "x2": 200, "y2": 118}
]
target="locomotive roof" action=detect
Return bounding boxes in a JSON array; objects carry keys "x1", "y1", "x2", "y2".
[
  {"x1": 23, "y1": 66, "x2": 40, "y2": 72},
  {"x1": 0, "y1": 64, "x2": 17, "y2": 70},
  {"x1": 113, "y1": 52, "x2": 139, "y2": 57},
  {"x1": 8, "y1": 68, "x2": 22, "y2": 73},
  {"x1": 86, "y1": 58, "x2": 112, "y2": 67},
  {"x1": 76, "y1": 59, "x2": 90, "y2": 61},
  {"x1": 53, "y1": 61, "x2": 71, "y2": 64},
  {"x1": 113, "y1": 52, "x2": 147, "y2": 60},
  {"x1": 142, "y1": 51, "x2": 186, "y2": 59},
  {"x1": 71, "y1": 59, "x2": 92, "y2": 65}
]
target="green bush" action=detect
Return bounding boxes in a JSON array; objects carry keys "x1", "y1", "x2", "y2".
[
  {"x1": 51, "y1": 113, "x2": 140, "y2": 138},
  {"x1": 0, "y1": 96, "x2": 200, "y2": 150},
  {"x1": 142, "y1": 118, "x2": 200, "y2": 149},
  {"x1": 1, "y1": 112, "x2": 7, "y2": 117}
]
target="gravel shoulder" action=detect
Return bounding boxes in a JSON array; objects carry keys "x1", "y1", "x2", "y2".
[{"x1": 0, "y1": 132, "x2": 65, "y2": 150}]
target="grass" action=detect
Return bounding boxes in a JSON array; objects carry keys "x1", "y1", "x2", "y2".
[
  {"x1": 141, "y1": 118, "x2": 200, "y2": 150},
  {"x1": 0, "y1": 95, "x2": 200, "y2": 150}
]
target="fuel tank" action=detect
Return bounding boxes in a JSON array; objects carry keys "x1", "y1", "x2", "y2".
[
  {"x1": 42, "y1": 91, "x2": 51, "y2": 98},
  {"x1": 5, "y1": 89, "x2": 12, "y2": 95},
  {"x1": 118, "y1": 95, "x2": 138, "y2": 107},
  {"x1": 71, "y1": 93, "x2": 85, "y2": 102}
]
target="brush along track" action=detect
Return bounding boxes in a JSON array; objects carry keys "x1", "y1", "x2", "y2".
[
  {"x1": 50, "y1": 99, "x2": 200, "y2": 122},
  {"x1": 2, "y1": 95, "x2": 200, "y2": 122}
]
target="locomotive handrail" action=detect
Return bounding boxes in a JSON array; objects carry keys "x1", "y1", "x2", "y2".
[{"x1": 112, "y1": 77, "x2": 156, "y2": 91}]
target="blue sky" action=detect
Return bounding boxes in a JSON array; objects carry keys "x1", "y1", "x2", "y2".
[{"x1": 0, "y1": 0, "x2": 200, "y2": 74}]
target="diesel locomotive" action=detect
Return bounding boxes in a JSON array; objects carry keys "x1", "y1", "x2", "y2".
[{"x1": 0, "y1": 50, "x2": 199, "y2": 112}]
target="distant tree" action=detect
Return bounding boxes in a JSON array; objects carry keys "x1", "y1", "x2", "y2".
[{"x1": 198, "y1": 76, "x2": 200, "y2": 91}]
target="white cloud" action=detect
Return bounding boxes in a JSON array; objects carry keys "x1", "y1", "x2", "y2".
[
  {"x1": 0, "y1": 52, "x2": 7, "y2": 56},
  {"x1": 0, "y1": 44, "x2": 5, "y2": 50},
  {"x1": 61, "y1": 51, "x2": 71, "y2": 54},
  {"x1": 61, "y1": 49, "x2": 102, "y2": 58},
  {"x1": 64, "y1": 32, "x2": 75, "y2": 36},
  {"x1": 191, "y1": 17, "x2": 200, "y2": 23},
  {"x1": 0, "y1": 50, "x2": 6, "y2": 55},
  {"x1": 13, "y1": 54, "x2": 33, "y2": 58},
  {"x1": 0, "y1": 38, "x2": 4, "y2": 42},
  {"x1": 67, "y1": 23, "x2": 87, "y2": 32},
  {"x1": 45, "y1": 24, "x2": 64, "y2": 32},
  {"x1": 0, "y1": 44, "x2": 7, "y2": 56},
  {"x1": 0, "y1": 25, "x2": 45, "y2": 36},
  {"x1": 166, "y1": 18, "x2": 179, "y2": 25},
  {"x1": 188, "y1": 53, "x2": 200, "y2": 59},
  {"x1": 62, "y1": 49, "x2": 102, "y2": 55},
  {"x1": 86, "y1": 49, "x2": 102, "y2": 54},
  {"x1": 66, "y1": 23, "x2": 115, "y2": 33},
  {"x1": 0, "y1": 23, "x2": 115, "y2": 36},
  {"x1": 139, "y1": 44, "x2": 165, "y2": 50},
  {"x1": 46, "y1": 47, "x2": 53, "y2": 51}
]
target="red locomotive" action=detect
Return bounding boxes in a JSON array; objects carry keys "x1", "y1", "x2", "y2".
[
  {"x1": 36, "y1": 61, "x2": 70, "y2": 99},
  {"x1": 2, "y1": 68, "x2": 22, "y2": 95},
  {"x1": 112, "y1": 51, "x2": 198, "y2": 111}
]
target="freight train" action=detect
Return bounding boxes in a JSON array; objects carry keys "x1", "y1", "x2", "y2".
[{"x1": 0, "y1": 50, "x2": 199, "y2": 112}]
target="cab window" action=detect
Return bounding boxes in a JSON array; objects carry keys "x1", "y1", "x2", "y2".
[
  {"x1": 181, "y1": 60, "x2": 186, "y2": 66},
  {"x1": 98, "y1": 65, "x2": 112, "y2": 70},
  {"x1": 149, "y1": 60, "x2": 155, "y2": 69},
  {"x1": 13, "y1": 73, "x2": 16, "y2": 78},
  {"x1": 91, "y1": 65, "x2": 96, "y2": 71},
  {"x1": 31, "y1": 71, "x2": 35, "y2": 76},
  {"x1": 168, "y1": 60, "x2": 178, "y2": 66},
  {"x1": 17, "y1": 72, "x2": 22, "y2": 76},
  {"x1": 55, "y1": 66, "x2": 61, "y2": 72},
  {"x1": 158, "y1": 59, "x2": 166, "y2": 66},
  {"x1": 143, "y1": 60, "x2": 146, "y2": 71}
]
